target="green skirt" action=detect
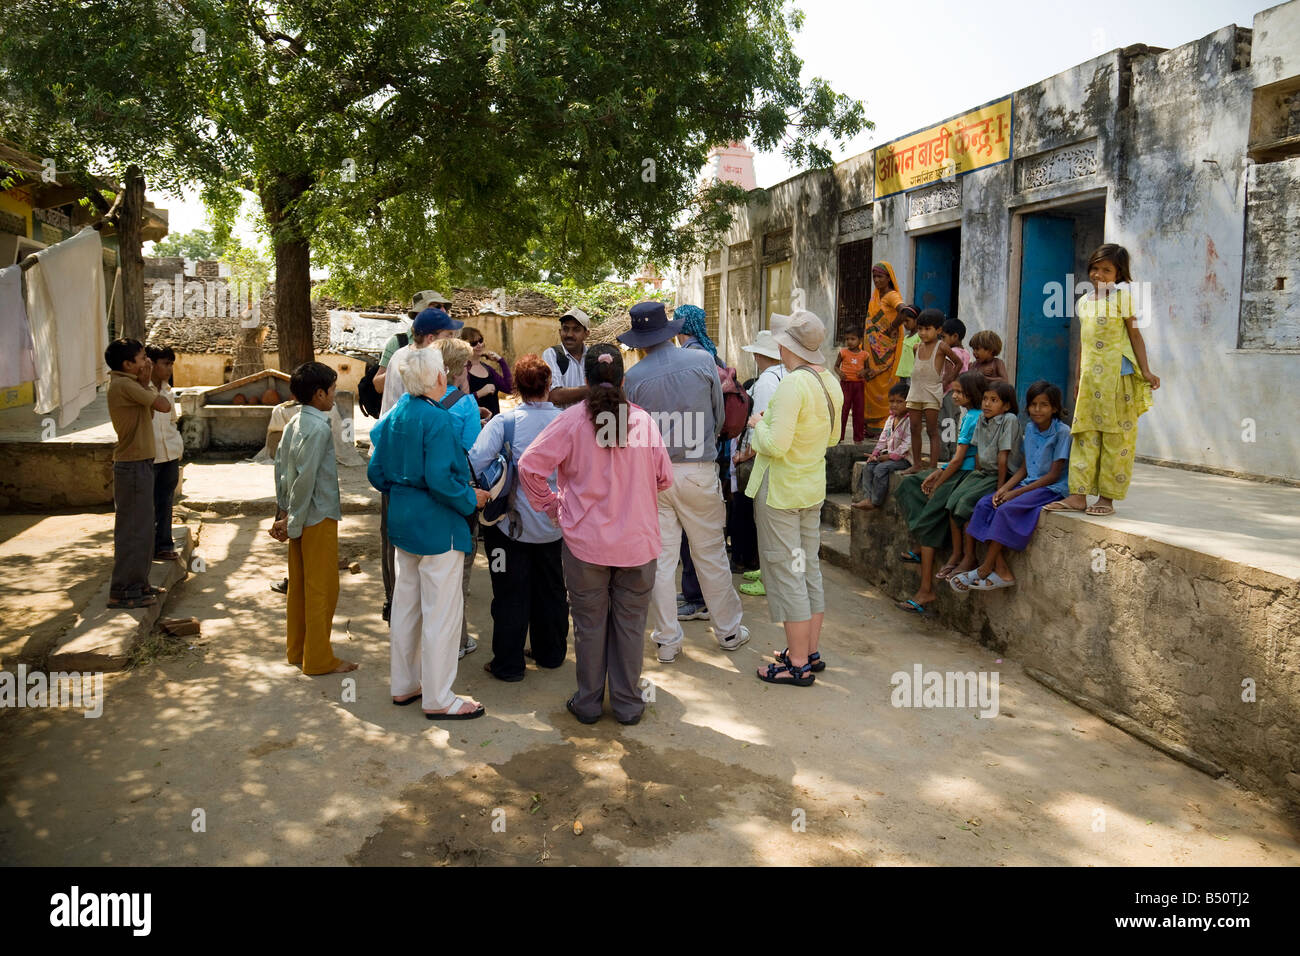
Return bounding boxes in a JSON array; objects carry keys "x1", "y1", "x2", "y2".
[
  {"x1": 896, "y1": 468, "x2": 970, "y2": 549},
  {"x1": 947, "y1": 470, "x2": 999, "y2": 520}
]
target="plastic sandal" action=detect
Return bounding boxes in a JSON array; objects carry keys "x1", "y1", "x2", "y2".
[
  {"x1": 757, "y1": 660, "x2": 815, "y2": 687},
  {"x1": 900, "y1": 550, "x2": 921, "y2": 564},
  {"x1": 777, "y1": 648, "x2": 826, "y2": 672},
  {"x1": 895, "y1": 598, "x2": 930, "y2": 614}
]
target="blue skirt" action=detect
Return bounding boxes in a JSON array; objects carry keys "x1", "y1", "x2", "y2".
[{"x1": 967, "y1": 487, "x2": 1063, "y2": 551}]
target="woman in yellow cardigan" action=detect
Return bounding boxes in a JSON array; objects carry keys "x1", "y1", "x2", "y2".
[{"x1": 745, "y1": 310, "x2": 843, "y2": 686}]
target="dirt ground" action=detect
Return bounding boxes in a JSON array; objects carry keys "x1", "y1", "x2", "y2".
[{"x1": 2, "y1": 508, "x2": 1299, "y2": 866}]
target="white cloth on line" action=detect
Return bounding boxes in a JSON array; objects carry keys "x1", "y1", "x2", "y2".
[
  {"x1": 0, "y1": 265, "x2": 37, "y2": 390},
  {"x1": 24, "y1": 228, "x2": 108, "y2": 427}
]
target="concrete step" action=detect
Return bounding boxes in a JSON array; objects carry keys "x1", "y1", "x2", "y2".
[
  {"x1": 44, "y1": 523, "x2": 198, "y2": 672},
  {"x1": 821, "y1": 493, "x2": 855, "y2": 533},
  {"x1": 819, "y1": 522, "x2": 853, "y2": 571}
]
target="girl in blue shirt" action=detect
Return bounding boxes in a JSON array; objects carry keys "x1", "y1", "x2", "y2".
[{"x1": 955, "y1": 381, "x2": 1072, "y2": 591}]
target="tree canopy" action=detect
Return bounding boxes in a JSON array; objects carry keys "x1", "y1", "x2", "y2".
[{"x1": 2, "y1": 1, "x2": 867, "y2": 368}]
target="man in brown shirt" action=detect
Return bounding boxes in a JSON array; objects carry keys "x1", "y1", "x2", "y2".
[{"x1": 105, "y1": 338, "x2": 171, "y2": 608}]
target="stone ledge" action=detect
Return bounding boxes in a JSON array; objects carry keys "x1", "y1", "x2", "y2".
[
  {"x1": 840, "y1": 460, "x2": 1300, "y2": 809},
  {"x1": 43, "y1": 525, "x2": 196, "y2": 672}
]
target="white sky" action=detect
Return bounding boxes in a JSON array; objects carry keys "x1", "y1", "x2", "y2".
[{"x1": 149, "y1": 0, "x2": 1273, "y2": 252}]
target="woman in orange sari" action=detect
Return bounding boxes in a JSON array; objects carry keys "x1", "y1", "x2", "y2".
[{"x1": 861, "y1": 261, "x2": 907, "y2": 429}]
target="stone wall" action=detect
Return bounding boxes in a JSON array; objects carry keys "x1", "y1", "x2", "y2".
[
  {"x1": 0, "y1": 441, "x2": 113, "y2": 509},
  {"x1": 845, "y1": 465, "x2": 1300, "y2": 808}
]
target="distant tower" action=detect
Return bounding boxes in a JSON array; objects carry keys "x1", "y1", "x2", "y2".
[
  {"x1": 704, "y1": 141, "x2": 757, "y2": 191},
  {"x1": 634, "y1": 262, "x2": 664, "y2": 290}
]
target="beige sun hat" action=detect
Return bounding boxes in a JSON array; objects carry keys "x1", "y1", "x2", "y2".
[
  {"x1": 770, "y1": 309, "x2": 827, "y2": 365},
  {"x1": 741, "y1": 329, "x2": 782, "y2": 361}
]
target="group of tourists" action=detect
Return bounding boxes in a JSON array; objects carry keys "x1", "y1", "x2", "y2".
[{"x1": 91, "y1": 239, "x2": 1147, "y2": 725}]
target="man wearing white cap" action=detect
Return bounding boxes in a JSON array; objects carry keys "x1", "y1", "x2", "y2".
[
  {"x1": 544, "y1": 307, "x2": 591, "y2": 406},
  {"x1": 731, "y1": 329, "x2": 786, "y2": 592},
  {"x1": 373, "y1": 290, "x2": 453, "y2": 396}
]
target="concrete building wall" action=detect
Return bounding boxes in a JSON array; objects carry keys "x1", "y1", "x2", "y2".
[{"x1": 679, "y1": 4, "x2": 1300, "y2": 482}]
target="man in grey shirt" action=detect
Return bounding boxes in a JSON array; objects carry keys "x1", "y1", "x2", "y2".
[{"x1": 621, "y1": 301, "x2": 748, "y2": 663}]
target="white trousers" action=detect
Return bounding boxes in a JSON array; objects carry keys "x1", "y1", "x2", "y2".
[
  {"x1": 391, "y1": 546, "x2": 464, "y2": 711},
  {"x1": 648, "y1": 460, "x2": 744, "y2": 648}
]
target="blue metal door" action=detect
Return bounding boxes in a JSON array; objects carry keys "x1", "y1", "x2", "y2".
[
  {"x1": 913, "y1": 230, "x2": 959, "y2": 316},
  {"x1": 1016, "y1": 216, "x2": 1074, "y2": 412}
]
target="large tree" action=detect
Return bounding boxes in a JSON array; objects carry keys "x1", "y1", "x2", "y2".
[{"x1": 3, "y1": 2, "x2": 864, "y2": 369}]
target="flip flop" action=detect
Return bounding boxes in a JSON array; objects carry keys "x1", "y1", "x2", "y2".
[
  {"x1": 968, "y1": 572, "x2": 1015, "y2": 591},
  {"x1": 935, "y1": 562, "x2": 961, "y2": 581},
  {"x1": 392, "y1": 690, "x2": 422, "y2": 706},
  {"x1": 1043, "y1": 501, "x2": 1085, "y2": 512},
  {"x1": 895, "y1": 598, "x2": 930, "y2": 615},
  {"x1": 424, "y1": 697, "x2": 485, "y2": 720},
  {"x1": 899, "y1": 550, "x2": 922, "y2": 564}
]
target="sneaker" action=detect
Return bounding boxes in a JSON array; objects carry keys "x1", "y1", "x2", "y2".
[
  {"x1": 742, "y1": 569, "x2": 762, "y2": 582},
  {"x1": 657, "y1": 641, "x2": 683, "y2": 663},
  {"x1": 739, "y1": 579, "x2": 766, "y2": 597},
  {"x1": 458, "y1": 637, "x2": 478, "y2": 659},
  {"x1": 717, "y1": 625, "x2": 750, "y2": 651},
  {"x1": 677, "y1": 601, "x2": 710, "y2": 621}
]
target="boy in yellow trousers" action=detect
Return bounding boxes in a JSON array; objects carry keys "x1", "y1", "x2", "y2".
[{"x1": 269, "y1": 362, "x2": 357, "y2": 675}]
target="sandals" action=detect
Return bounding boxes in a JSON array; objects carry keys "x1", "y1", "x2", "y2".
[
  {"x1": 777, "y1": 648, "x2": 826, "y2": 672},
  {"x1": 968, "y1": 571, "x2": 1015, "y2": 591},
  {"x1": 895, "y1": 598, "x2": 930, "y2": 615},
  {"x1": 900, "y1": 550, "x2": 921, "y2": 564},
  {"x1": 757, "y1": 660, "x2": 816, "y2": 687},
  {"x1": 392, "y1": 688, "x2": 422, "y2": 706},
  {"x1": 1085, "y1": 505, "x2": 1115, "y2": 516},
  {"x1": 935, "y1": 561, "x2": 961, "y2": 581},
  {"x1": 424, "y1": 697, "x2": 485, "y2": 720}
]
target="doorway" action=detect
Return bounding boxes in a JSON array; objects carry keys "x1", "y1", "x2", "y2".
[
  {"x1": 913, "y1": 228, "x2": 961, "y2": 318},
  {"x1": 1014, "y1": 199, "x2": 1105, "y2": 412}
]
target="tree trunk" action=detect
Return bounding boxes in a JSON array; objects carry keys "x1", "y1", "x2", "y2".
[
  {"x1": 118, "y1": 166, "x2": 147, "y2": 340},
  {"x1": 260, "y1": 173, "x2": 315, "y2": 372}
]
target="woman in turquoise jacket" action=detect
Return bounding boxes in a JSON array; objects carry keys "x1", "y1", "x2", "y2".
[{"x1": 368, "y1": 346, "x2": 490, "y2": 720}]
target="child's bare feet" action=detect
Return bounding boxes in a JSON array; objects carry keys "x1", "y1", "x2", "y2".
[
  {"x1": 852, "y1": 498, "x2": 877, "y2": 510},
  {"x1": 328, "y1": 659, "x2": 358, "y2": 673},
  {"x1": 1086, "y1": 496, "x2": 1116, "y2": 516}
]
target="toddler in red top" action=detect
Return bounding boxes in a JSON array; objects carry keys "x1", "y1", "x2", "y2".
[{"x1": 833, "y1": 328, "x2": 868, "y2": 444}]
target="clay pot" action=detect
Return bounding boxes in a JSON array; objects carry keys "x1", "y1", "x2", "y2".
[
  {"x1": 261, "y1": 388, "x2": 281, "y2": 406},
  {"x1": 231, "y1": 393, "x2": 248, "y2": 405}
]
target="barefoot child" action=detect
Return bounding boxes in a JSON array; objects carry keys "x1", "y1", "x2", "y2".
[
  {"x1": 969, "y1": 330, "x2": 1009, "y2": 383},
  {"x1": 852, "y1": 382, "x2": 911, "y2": 510},
  {"x1": 893, "y1": 370, "x2": 986, "y2": 613},
  {"x1": 941, "y1": 381, "x2": 1022, "y2": 581},
  {"x1": 900, "y1": 309, "x2": 961, "y2": 474},
  {"x1": 1048, "y1": 243, "x2": 1159, "y2": 517},
  {"x1": 270, "y1": 362, "x2": 357, "y2": 675},
  {"x1": 893, "y1": 305, "x2": 920, "y2": 389},
  {"x1": 834, "y1": 327, "x2": 868, "y2": 443},
  {"x1": 955, "y1": 381, "x2": 1071, "y2": 591}
]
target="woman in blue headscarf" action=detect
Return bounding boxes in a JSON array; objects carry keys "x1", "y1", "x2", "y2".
[{"x1": 674, "y1": 304, "x2": 723, "y2": 368}]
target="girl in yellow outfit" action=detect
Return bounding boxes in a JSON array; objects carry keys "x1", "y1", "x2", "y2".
[{"x1": 1048, "y1": 244, "x2": 1160, "y2": 516}]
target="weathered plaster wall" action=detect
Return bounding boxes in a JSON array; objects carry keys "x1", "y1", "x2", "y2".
[
  {"x1": 1240, "y1": 157, "x2": 1300, "y2": 349},
  {"x1": 1113, "y1": 26, "x2": 1299, "y2": 480},
  {"x1": 1253, "y1": 0, "x2": 1300, "y2": 85}
]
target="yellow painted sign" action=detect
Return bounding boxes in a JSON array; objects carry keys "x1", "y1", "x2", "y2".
[{"x1": 874, "y1": 96, "x2": 1013, "y2": 199}]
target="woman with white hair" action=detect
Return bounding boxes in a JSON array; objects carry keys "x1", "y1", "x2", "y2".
[{"x1": 368, "y1": 345, "x2": 490, "y2": 719}]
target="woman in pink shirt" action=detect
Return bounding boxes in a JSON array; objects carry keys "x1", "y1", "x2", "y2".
[{"x1": 518, "y1": 343, "x2": 673, "y2": 725}]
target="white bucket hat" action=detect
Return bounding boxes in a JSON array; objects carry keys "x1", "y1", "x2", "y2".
[
  {"x1": 561, "y1": 307, "x2": 591, "y2": 330},
  {"x1": 770, "y1": 310, "x2": 827, "y2": 365},
  {"x1": 741, "y1": 329, "x2": 782, "y2": 361}
]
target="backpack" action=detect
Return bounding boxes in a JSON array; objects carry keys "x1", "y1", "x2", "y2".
[
  {"x1": 717, "y1": 364, "x2": 754, "y2": 441},
  {"x1": 475, "y1": 411, "x2": 521, "y2": 533},
  {"x1": 358, "y1": 333, "x2": 408, "y2": 418},
  {"x1": 548, "y1": 344, "x2": 571, "y2": 377}
]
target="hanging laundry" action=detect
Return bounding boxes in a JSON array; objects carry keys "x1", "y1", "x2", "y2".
[
  {"x1": 24, "y1": 227, "x2": 109, "y2": 428},
  {"x1": 0, "y1": 264, "x2": 37, "y2": 389}
]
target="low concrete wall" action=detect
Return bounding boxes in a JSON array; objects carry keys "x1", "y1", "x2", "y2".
[
  {"x1": 0, "y1": 441, "x2": 113, "y2": 510},
  {"x1": 843, "y1": 463, "x2": 1300, "y2": 809}
]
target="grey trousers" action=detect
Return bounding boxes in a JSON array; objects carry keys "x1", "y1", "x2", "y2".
[
  {"x1": 561, "y1": 543, "x2": 656, "y2": 722},
  {"x1": 381, "y1": 491, "x2": 394, "y2": 606},
  {"x1": 460, "y1": 546, "x2": 474, "y2": 649},
  {"x1": 753, "y1": 471, "x2": 825, "y2": 624},
  {"x1": 111, "y1": 460, "x2": 155, "y2": 600},
  {"x1": 858, "y1": 456, "x2": 911, "y2": 506}
]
